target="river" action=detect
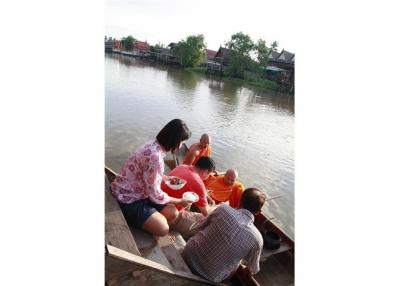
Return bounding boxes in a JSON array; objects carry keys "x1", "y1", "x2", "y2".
[{"x1": 105, "y1": 53, "x2": 294, "y2": 239}]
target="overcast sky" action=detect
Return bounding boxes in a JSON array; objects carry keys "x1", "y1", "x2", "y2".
[{"x1": 106, "y1": 0, "x2": 296, "y2": 52}]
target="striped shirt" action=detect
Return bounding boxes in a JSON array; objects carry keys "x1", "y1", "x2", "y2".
[{"x1": 182, "y1": 204, "x2": 263, "y2": 282}]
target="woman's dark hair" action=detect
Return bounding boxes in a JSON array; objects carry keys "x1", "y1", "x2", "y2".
[
  {"x1": 240, "y1": 188, "x2": 266, "y2": 214},
  {"x1": 156, "y1": 119, "x2": 191, "y2": 152},
  {"x1": 194, "y1": 156, "x2": 216, "y2": 172}
]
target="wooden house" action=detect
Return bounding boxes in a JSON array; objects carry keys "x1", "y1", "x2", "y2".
[
  {"x1": 154, "y1": 43, "x2": 179, "y2": 64},
  {"x1": 206, "y1": 49, "x2": 217, "y2": 61},
  {"x1": 133, "y1": 41, "x2": 150, "y2": 54},
  {"x1": 214, "y1": 47, "x2": 232, "y2": 66},
  {"x1": 202, "y1": 49, "x2": 217, "y2": 65},
  {"x1": 266, "y1": 49, "x2": 295, "y2": 90},
  {"x1": 105, "y1": 39, "x2": 115, "y2": 52},
  {"x1": 267, "y1": 49, "x2": 294, "y2": 70},
  {"x1": 113, "y1": 40, "x2": 121, "y2": 50}
]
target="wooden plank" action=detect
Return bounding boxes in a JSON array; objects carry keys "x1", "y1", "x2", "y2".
[
  {"x1": 105, "y1": 166, "x2": 117, "y2": 183},
  {"x1": 107, "y1": 245, "x2": 225, "y2": 285},
  {"x1": 160, "y1": 243, "x2": 191, "y2": 273},
  {"x1": 105, "y1": 251, "x2": 144, "y2": 282},
  {"x1": 260, "y1": 241, "x2": 292, "y2": 262},
  {"x1": 157, "y1": 236, "x2": 191, "y2": 272},
  {"x1": 132, "y1": 228, "x2": 191, "y2": 273},
  {"x1": 254, "y1": 253, "x2": 294, "y2": 286},
  {"x1": 105, "y1": 176, "x2": 141, "y2": 256}
]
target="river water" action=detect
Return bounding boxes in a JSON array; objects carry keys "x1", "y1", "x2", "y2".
[{"x1": 105, "y1": 53, "x2": 294, "y2": 239}]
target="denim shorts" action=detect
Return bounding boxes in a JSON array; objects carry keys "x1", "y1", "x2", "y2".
[{"x1": 119, "y1": 198, "x2": 167, "y2": 228}]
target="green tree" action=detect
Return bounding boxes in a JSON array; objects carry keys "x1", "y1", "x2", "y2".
[
  {"x1": 150, "y1": 42, "x2": 165, "y2": 52},
  {"x1": 173, "y1": 34, "x2": 206, "y2": 67},
  {"x1": 271, "y1": 41, "x2": 279, "y2": 51},
  {"x1": 225, "y1": 32, "x2": 255, "y2": 78},
  {"x1": 255, "y1": 39, "x2": 269, "y2": 66},
  {"x1": 121, "y1": 35, "x2": 136, "y2": 51}
]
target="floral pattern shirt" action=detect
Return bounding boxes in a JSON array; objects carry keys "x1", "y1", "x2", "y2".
[{"x1": 110, "y1": 140, "x2": 170, "y2": 205}]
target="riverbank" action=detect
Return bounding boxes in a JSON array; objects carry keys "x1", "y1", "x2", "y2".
[
  {"x1": 186, "y1": 67, "x2": 294, "y2": 96},
  {"x1": 107, "y1": 50, "x2": 294, "y2": 96}
]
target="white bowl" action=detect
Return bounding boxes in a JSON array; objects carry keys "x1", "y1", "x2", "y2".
[{"x1": 183, "y1": 191, "x2": 199, "y2": 203}]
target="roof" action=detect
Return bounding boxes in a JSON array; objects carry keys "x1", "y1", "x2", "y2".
[
  {"x1": 215, "y1": 47, "x2": 231, "y2": 58},
  {"x1": 206, "y1": 49, "x2": 217, "y2": 59},
  {"x1": 268, "y1": 50, "x2": 281, "y2": 60},
  {"x1": 168, "y1": 42, "x2": 177, "y2": 49},
  {"x1": 134, "y1": 41, "x2": 150, "y2": 50},
  {"x1": 278, "y1": 50, "x2": 295, "y2": 62}
]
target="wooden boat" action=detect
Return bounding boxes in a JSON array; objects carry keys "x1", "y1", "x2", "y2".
[{"x1": 105, "y1": 145, "x2": 294, "y2": 286}]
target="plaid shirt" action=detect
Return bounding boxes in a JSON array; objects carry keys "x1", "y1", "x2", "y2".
[{"x1": 182, "y1": 204, "x2": 263, "y2": 282}]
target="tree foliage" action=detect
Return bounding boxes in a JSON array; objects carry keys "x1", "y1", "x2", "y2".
[
  {"x1": 150, "y1": 42, "x2": 165, "y2": 52},
  {"x1": 271, "y1": 41, "x2": 279, "y2": 51},
  {"x1": 225, "y1": 32, "x2": 255, "y2": 78},
  {"x1": 121, "y1": 35, "x2": 136, "y2": 51},
  {"x1": 255, "y1": 39, "x2": 269, "y2": 67},
  {"x1": 173, "y1": 34, "x2": 206, "y2": 67},
  {"x1": 225, "y1": 32, "x2": 277, "y2": 78}
]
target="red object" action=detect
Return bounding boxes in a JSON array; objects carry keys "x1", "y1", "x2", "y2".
[{"x1": 134, "y1": 41, "x2": 150, "y2": 51}]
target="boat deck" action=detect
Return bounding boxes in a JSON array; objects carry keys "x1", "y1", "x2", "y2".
[
  {"x1": 255, "y1": 251, "x2": 294, "y2": 286},
  {"x1": 105, "y1": 165, "x2": 294, "y2": 286}
]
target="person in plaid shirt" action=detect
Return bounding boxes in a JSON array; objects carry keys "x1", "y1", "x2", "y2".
[{"x1": 182, "y1": 188, "x2": 266, "y2": 282}]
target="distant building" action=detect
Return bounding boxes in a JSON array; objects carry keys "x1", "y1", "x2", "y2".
[
  {"x1": 214, "y1": 47, "x2": 232, "y2": 66},
  {"x1": 167, "y1": 42, "x2": 177, "y2": 49},
  {"x1": 105, "y1": 39, "x2": 115, "y2": 51},
  {"x1": 113, "y1": 40, "x2": 121, "y2": 49},
  {"x1": 265, "y1": 49, "x2": 295, "y2": 89},
  {"x1": 206, "y1": 49, "x2": 217, "y2": 61},
  {"x1": 267, "y1": 49, "x2": 294, "y2": 70},
  {"x1": 202, "y1": 49, "x2": 217, "y2": 65},
  {"x1": 154, "y1": 42, "x2": 179, "y2": 64},
  {"x1": 133, "y1": 41, "x2": 150, "y2": 54}
]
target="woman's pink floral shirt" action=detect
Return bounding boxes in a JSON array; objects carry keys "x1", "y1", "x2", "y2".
[{"x1": 110, "y1": 140, "x2": 170, "y2": 205}]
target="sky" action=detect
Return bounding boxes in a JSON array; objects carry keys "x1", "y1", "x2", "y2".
[{"x1": 105, "y1": 0, "x2": 296, "y2": 53}]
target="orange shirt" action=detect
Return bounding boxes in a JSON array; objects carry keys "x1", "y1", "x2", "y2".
[
  {"x1": 204, "y1": 175, "x2": 244, "y2": 208},
  {"x1": 184, "y1": 144, "x2": 212, "y2": 166}
]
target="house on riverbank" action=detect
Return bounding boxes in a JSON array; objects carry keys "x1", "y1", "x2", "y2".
[
  {"x1": 205, "y1": 47, "x2": 232, "y2": 75},
  {"x1": 152, "y1": 42, "x2": 180, "y2": 64},
  {"x1": 265, "y1": 49, "x2": 295, "y2": 89},
  {"x1": 133, "y1": 41, "x2": 150, "y2": 55}
]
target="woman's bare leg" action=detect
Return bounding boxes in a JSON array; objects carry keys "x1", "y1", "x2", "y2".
[
  {"x1": 141, "y1": 212, "x2": 169, "y2": 236},
  {"x1": 160, "y1": 204, "x2": 179, "y2": 223}
]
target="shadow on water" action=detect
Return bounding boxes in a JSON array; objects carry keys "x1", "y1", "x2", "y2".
[
  {"x1": 166, "y1": 68, "x2": 201, "y2": 92},
  {"x1": 206, "y1": 75, "x2": 294, "y2": 114},
  {"x1": 249, "y1": 89, "x2": 295, "y2": 114}
]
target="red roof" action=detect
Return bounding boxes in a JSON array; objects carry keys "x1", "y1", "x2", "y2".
[
  {"x1": 134, "y1": 41, "x2": 150, "y2": 51},
  {"x1": 206, "y1": 49, "x2": 217, "y2": 60}
]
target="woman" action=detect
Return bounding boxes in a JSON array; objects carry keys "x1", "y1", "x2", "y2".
[{"x1": 111, "y1": 119, "x2": 192, "y2": 236}]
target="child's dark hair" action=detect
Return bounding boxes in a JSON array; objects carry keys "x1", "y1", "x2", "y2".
[{"x1": 194, "y1": 156, "x2": 216, "y2": 172}]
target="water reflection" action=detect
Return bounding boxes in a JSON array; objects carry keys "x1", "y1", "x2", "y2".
[
  {"x1": 105, "y1": 53, "x2": 294, "y2": 239},
  {"x1": 167, "y1": 68, "x2": 200, "y2": 92}
]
